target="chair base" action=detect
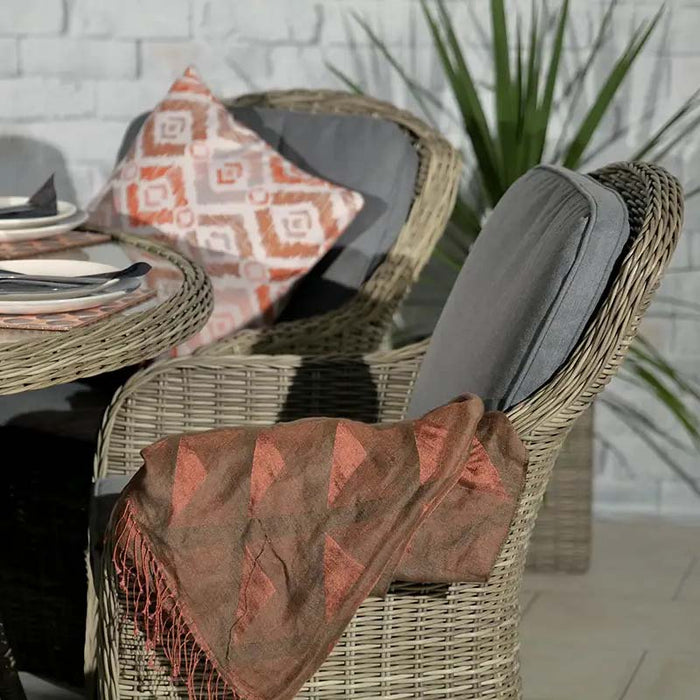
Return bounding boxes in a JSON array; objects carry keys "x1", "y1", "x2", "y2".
[
  {"x1": 97, "y1": 562, "x2": 525, "y2": 700},
  {"x1": 526, "y1": 407, "x2": 593, "y2": 573},
  {"x1": 0, "y1": 619, "x2": 26, "y2": 700}
]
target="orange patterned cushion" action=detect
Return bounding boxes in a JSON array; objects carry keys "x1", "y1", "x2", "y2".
[{"x1": 88, "y1": 67, "x2": 364, "y2": 354}]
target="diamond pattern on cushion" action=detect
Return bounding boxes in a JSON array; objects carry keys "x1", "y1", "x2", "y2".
[{"x1": 88, "y1": 67, "x2": 364, "y2": 354}]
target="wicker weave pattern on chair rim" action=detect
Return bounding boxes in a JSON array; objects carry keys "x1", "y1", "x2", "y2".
[
  {"x1": 87, "y1": 162, "x2": 683, "y2": 699},
  {"x1": 0, "y1": 230, "x2": 213, "y2": 396},
  {"x1": 198, "y1": 89, "x2": 462, "y2": 357}
]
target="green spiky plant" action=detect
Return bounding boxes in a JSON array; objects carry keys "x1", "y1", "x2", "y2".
[{"x1": 330, "y1": 0, "x2": 700, "y2": 488}]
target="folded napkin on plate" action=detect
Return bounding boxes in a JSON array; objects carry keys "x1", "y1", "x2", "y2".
[
  {"x1": 0, "y1": 175, "x2": 58, "y2": 219},
  {"x1": 109, "y1": 395, "x2": 527, "y2": 700}
]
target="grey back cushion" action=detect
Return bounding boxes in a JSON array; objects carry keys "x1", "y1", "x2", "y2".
[
  {"x1": 407, "y1": 165, "x2": 630, "y2": 417},
  {"x1": 116, "y1": 107, "x2": 418, "y2": 321}
]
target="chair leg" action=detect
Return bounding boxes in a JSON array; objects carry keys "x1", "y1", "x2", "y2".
[{"x1": 0, "y1": 616, "x2": 26, "y2": 700}]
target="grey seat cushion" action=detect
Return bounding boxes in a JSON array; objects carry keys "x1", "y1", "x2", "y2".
[
  {"x1": 407, "y1": 165, "x2": 630, "y2": 416},
  {"x1": 116, "y1": 107, "x2": 418, "y2": 320}
]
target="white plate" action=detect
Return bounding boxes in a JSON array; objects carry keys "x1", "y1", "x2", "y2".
[
  {"x1": 0, "y1": 210, "x2": 88, "y2": 243},
  {"x1": 0, "y1": 260, "x2": 140, "y2": 314},
  {"x1": 0, "y1": 197, "x2": 78, "y2": 230}
]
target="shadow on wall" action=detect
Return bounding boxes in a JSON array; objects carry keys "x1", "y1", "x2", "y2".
[{"x1": 0, "y1": 136, "x2": 77, "y2": 202}]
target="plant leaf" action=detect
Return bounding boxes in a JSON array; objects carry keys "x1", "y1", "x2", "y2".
[
  {"x1": 516, "y1": 15, "x2": 524, "y2": 136},
  {"x1": 602, "y1": 396, "x2": 700, "y2": 494},
  {"x1": 451, "y1": 194, "x2": 482, "y2": 240},
  {"x1": 521, "y1": 1, "x2": 544, "y2": 172},
  {"x1": 432, "y1": 243, "x2": 465, "y2": 272},
  {"x1": 562, "y1": 7, "x2": 663, "y2": 169},
  {"x1": 490, "y1": 0, "x2": 517, "y2": 182},
  {"x1": 552, "y1": 0, "x2": 619, "y2": 159},
  {"x1": 350, "y1": 12, "x2": 439, "y2": 126},
  {"x1": 631, "y1": 89, "x2": 700, "y2": 160},
  {"x1": 649, "y1": 112, "x2": 700, "y2": 162},
  {"x1": 685, "y1": 183, "x2": 700, "y2": 199},
  {"x1": 536, "y1": 0, "x2": 569, "y2": 161},
  {"x1": 325, "y1": 61, "x2": 364, "y2": 94},
  {"x1": 632, "y1": 336, "x2": 700, "y2": 402},
  {"x1": 624, "y1": 357, "x2": 700, "y2": 443},
  {"x1": 428, "y1": 0, "x2": 504, "y2": 203},
  {"x1": 603, "y1": 394, "x2": 697, "y2": 454}
]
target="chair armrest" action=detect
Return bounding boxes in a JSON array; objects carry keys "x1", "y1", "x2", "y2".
[{"x1": 95, "y1": 340, "x2": 429, "y2": 480}]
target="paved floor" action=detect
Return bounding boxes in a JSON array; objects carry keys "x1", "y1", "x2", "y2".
[
  {"x1": 18, "y1": 516, "x2": 700, "y2": 699},
  {"x1": 521, "y1": 517, "x2": 700, "y2": 700}
]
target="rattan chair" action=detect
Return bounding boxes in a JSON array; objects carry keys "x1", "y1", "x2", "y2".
[
  {"x1": 86, "y1": 162, "x2": 683, "y2": 698},
  {"x1": 199, "y1": 89, "x2": 461, "y2": 356},
  {"x1": 211, "y1": 91, "x2": 589, "y2": 575},
  {"x1": 117, "y1": 88, "x2": 583, "y2": 574}
]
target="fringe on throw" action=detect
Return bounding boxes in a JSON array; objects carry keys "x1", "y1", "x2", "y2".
[{"x1": 110, "y1": 499, "x2": 243, "y2": 700}]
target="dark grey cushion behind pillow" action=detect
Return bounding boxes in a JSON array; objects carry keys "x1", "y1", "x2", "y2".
[
  {"x1": 116, "y1": 107, "x2": 418, "y2": 320},
  {"x1": 233, "y1": 108, "x2": 418, "y2": 321},
  {"x1": 407, "y1": 165, "x2": 630, "y2": 416}
]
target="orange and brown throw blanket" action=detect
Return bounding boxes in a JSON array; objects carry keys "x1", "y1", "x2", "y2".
[{"x1": 109, "y1": 395, "x2": 527, "y2": 700}]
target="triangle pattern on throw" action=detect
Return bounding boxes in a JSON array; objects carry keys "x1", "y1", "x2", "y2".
[
  {"x1": 170, "y1": 439, "x2": 208, "y2": 521},
  {"x1": 249, "y1": 432, "x2": 287, "y2": 514},
  {"x1": 323, "y1": 534, "x2": 365, "y2": 621},
  {"x1": 413, "y1": 420, "x2": 449, "y2": 484},
  {"x1": 460, "y1": 438, "x2": 509, "y2": 499},
  {"x1": 232, "y1": 545, "x2": 277, "y2": 643},
  {"x1": 327, "y1": 421, "x2": 368, "y2": 505}
]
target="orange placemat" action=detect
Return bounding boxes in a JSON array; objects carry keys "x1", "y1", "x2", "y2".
[
  {"x1": 0, "y1": 230, "x2": 111, "y2": 260},
  {"x1": 0, "y1": 288, "x2": 156, "y2": 331}
]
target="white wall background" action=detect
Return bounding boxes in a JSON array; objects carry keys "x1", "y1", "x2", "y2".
[{"x1": 0, "y1": 0, "x2": 699, "y2": 518}]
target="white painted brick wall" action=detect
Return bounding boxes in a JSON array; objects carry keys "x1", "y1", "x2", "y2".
[
  {"x1": 0, "y1": 0, "x2": 699, "y2": 518},
  {"x1": 0, "y1": 0, "x2": 65, "y2": 36},
  {"x1": 0, "y1": 39, "x2": 19, "y2": 76},
  {"x1": 193, "y1": 0, "x2": 322, "y2": 43},
  {"x1": 0, "y1": 78, "x2": 95, "y2": 120},
  {"x1": 96, "y1": 79, "x2": 171, "y2": 120},
  {"x1": 322, "y1": 1, "x2": 434, "y2": 46},
  {"x1": 71, "y1": 0, "x2": 191, "y2": 39},
  {"x1": 21, "y1": 38, "x2": 138, "y2": 78}
]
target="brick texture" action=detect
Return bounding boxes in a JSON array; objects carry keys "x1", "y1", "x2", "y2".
[
  {"x1": 97, "y1": 79, "x2": 170, "y2": 119},
  {"x1": 0, "y1": 78, "x2": 95, "y2": 120},
  {"x1": 0, "y1": 0, "x2": 65, "y2": 36},
  {"x1": 193, "y1": 0, "x2": 320, "y2": 43},
  {"x1": 0, "y1": 0, "x2": 698, "y2": 517},
  {"x1": 72, "y1": 0, "x2": 191, "y2": 39},
  {"x1": 21, "y1": 38, "x2": 137, "y2": 79},
  {"x1": 0, "y1": 39, "x2": 18, "y2": 76}
]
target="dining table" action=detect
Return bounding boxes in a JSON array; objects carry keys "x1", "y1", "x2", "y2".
[{"x1": 0, "y1": 226, "x2": 213, "y2": 700}]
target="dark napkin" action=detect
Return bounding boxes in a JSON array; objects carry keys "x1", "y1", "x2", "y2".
[{"x1": 0, "y1": 175, "x2": 58, "y2": 219}]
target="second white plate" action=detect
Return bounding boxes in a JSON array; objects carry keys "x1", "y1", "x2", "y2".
[
  {"x1": 0, "y1": 197, "x2": 78, "y2": 230},
  {"x1": 0, "y1": 210, "x2": 89, "y2": 243}
]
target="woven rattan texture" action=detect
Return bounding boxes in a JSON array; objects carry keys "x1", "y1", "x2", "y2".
[
  {"x1": 88, "y1": 162, "x2": 682, "y2": 699},
  {"x1": 526, "y1": 407, "x2": 593, "y2": 572},
  {"x1": 0, "y1": 230, "x2": 213, "y2": 396},
  {"x1": 198, "y1": 89, "x2": 461, "y2": 356}
]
